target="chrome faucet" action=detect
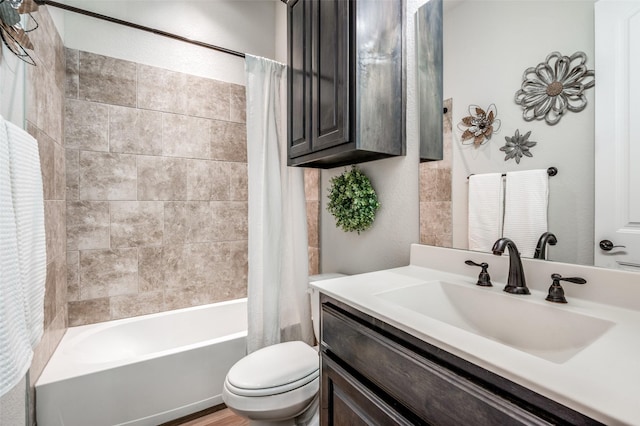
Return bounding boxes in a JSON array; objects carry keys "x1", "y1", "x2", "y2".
[
  {"x1": 534, "y1": 232, "x2": 557, "y2": 260},
  {"x1": 492, "y1": 238, "x2": 530, "y2": 295}
]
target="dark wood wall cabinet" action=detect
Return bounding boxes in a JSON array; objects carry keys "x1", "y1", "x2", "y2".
[
  {"x1": 319, "y1": 294, "x2": 603, "y2": 425},
  {"x1": 287, "y1": 0, "x2": 405, "y2": 169}
]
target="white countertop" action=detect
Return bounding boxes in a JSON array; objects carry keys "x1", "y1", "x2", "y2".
[{"x1": 311, "y1": 244, "x2": 640, "y2": 425}]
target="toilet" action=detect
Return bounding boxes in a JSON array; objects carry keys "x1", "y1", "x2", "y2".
[{"x1": 222, "y1": 274, "x2": 345, "y2": 426}]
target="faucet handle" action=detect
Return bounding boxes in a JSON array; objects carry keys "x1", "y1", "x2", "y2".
[
  {"x1": 465, "y1": 260, "x2": 492, "y2": 287},
  {"x1": 545, "y1": 273, "x2": 587, "y2": 303}
]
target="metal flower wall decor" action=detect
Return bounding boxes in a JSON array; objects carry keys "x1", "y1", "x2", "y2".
[
  {"x1": 514, "y1": 51, "x2": 595, "y2": 125},
  {"x1": 457, "y1": 104, "x2": 501, "y2": 147},
  {"x1": 0, "y1": 0, "x2": 40, "y2": 65},
  {"x1": 500, "y1": 129, "x2": 536, "y2": 164}
]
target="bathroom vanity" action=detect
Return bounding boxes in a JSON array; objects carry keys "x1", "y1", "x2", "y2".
[
  {"x1": 311, "y1": 244, "x2": 640, "y2": 425},
  {"x1": 320, "y1": 295, "x2": 599, "y2": 425}
]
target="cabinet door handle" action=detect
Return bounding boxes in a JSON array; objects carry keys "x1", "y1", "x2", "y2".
[{"x1": 599, "y1": 240, "x2": 626, "y2": 251}]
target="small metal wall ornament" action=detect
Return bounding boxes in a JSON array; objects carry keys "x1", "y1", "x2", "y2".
[
  {"x1": 514, "y1": 51, "x2": 595, "y2": 125},
  {"x1": 0, "y1": 0, "x2": 39, "y2": 65},
  {"x1": 500, "y1": 129, "x2": 536, "y2": 164},
  {"x1": 457, "y1": 104, "x2": 501, "y2": 147}
]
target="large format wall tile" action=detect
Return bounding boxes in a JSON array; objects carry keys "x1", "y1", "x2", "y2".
[
  {"x1": 229, "y1": 162, "x2": 248, "y2": 201},
  {"x1": 68, "y1": 298, "x2": 110, "y2": 327},
  {"x1": 66, "y1": 50, "x2": 251, "y2": 326},
  {"x1": 419, "y1": 98, "x2": 453, "y2": 248},
  {"x1": 37, "y1": 131, "x2": 55, "y2": 200},
  {"x1": 211, "y1": 120, "x2": 247, "y2": 162},
  {"x1": 138, "y1": 247, "x2": 164, "y2": 292},
  {"x1": 163, "y1": 113, "x2": 211, "y2": 159},
  {"x1": 65, "y1": 48, "x2": 79, "y2": 99},
  {"x1": 162, "y1": 244, "x2": 190, "y2": 289},
  {"x1": 79, "y1": 151, "x2": 137, "y2": 200},
  {"x1": 79, "y1": 249, "x2": 138, "y2": 299},
  {"x1": 164, "y1": 202, "x2": 189, "y2": 245},
  {"x1": 65, "y1": 149, "x2": 79, "y2": 200},
  {"x1": 188, "y1": 242, "x2": 231, "y2": 287},
  {"x1": 187, "y1": 202, "x2": 215, "y2": 243},
  {"x1": 209, "y1": 202, "x2": 248, "y2": 241},
  {"x1": 109, "y1": 106, "x2": 162, "y2": 155},
  {"x1": 229, "y1": 84, "x2": 246, "y2": 123},
  {"x1": 110, "y1": 201, "x2": 163, "y2": 248},
  {"x1": 66, "y1": 201, "x2": 110, "y2": 250},
  {"x1": 137, "y1": 64, "x2": 188, "y2": 114},
  {"x1": 65, "y1": 99, "x2": 108, "y2": 151},
  {"x1": 186, "y1": 74, "x2": 230, "y2": 120},
  {"x1": 110, "y1": 291, "x2": 164, "y2": 320},
  {"x1": 67, "y1": 251, "x2": 80, "y2": 302},
  {"x1": 137, "y1": 156, "x2": 188, "y2": 200},
  {"x1": 186, "y1": 160, "x2": 230, "y2": 201},
  {"x1": 78, "y1": 51, "x2": 136, "y2": 107},
  {"x1": 44, "y1": 201, "x2": 65, "y2": 262},
  {"x1": 27, "y1": 6, "x2": 68, "y2": 388}
]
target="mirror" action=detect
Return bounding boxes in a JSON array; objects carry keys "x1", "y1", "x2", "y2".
[{"x1": 420, "y1": 0, "x2": 599, "y2": 266}]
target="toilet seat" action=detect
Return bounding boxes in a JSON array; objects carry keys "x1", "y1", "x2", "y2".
[{"x1": 225, "y1": 341, "x2": 319, "y2": 397}]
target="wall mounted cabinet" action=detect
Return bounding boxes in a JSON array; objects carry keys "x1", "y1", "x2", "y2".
[{"x1": 287, "y1": 0, "x2": 405, "y2": 169}]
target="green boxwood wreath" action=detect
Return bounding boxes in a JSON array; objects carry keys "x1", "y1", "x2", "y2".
[{"x1": 327, "y1": 166, "x2": 380, "y2": 234}]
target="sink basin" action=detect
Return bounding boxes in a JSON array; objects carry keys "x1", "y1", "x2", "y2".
[{"x1": 376, "y1": 281, "x2": 614, "y2": 363}]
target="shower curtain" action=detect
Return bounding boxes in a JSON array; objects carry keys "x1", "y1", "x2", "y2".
[{"x1": 245, "y1": 55, "x2": 313, "y2": 353}]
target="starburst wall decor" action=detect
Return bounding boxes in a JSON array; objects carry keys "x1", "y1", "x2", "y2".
[{"x1": 500, "y1": 129, "x2": 537, "y2": 164}]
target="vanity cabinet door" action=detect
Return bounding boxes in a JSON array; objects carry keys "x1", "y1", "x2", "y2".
[{"x1": 321, "y1": 356, "x2": 415, "y2": 426}]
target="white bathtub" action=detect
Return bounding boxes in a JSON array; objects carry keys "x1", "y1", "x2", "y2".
[{"x1": 36, "y1": 298, "x2": 247, "y2": 426}]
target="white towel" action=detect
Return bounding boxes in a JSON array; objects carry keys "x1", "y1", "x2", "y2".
[
  {"x1": 0, "y1": 115, "x2": 45, "y2": 398},
  {"x1": 503, "y1": 170, "x2": 549, "y2": 258},
  {"x1": 6, "y1": 120, "x2": 46, "y2": 347},
  {"x1": 468, "y1": 173, "x2": 504, "y2": 253}
]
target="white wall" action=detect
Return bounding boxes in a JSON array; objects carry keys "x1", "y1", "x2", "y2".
[
  {"x1": 62, "y1": 0, "x2": 278, "y2": 85},
  {"x1": 445, "y1": 0, "x2": 595, "y2": 265},
  {"x1": 0, "y1": 46, "x2": 25, "y2": 127},
  {"x1": 321, "y1": 0, "x2": 422, "y2": 275}
]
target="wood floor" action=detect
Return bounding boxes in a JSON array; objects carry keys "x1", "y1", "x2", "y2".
[
  {"x1": 160, "y1": 407, "x2": 248, "y2": 426},
  {"x1": 176, "y1": 408, "x2": 248, "y2": 426}
]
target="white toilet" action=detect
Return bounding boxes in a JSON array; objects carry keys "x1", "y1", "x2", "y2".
[{"x1": 222, "y1": 274, "x2": 345, "y2": 426}]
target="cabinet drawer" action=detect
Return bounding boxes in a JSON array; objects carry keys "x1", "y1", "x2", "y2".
[{"x1": 321, "y1": 303, "x2": 551, "y2": 426}]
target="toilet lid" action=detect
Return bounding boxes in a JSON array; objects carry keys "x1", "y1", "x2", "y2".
[{"x1": 226, "y1": 341, "x2": 319, "y2": 397}]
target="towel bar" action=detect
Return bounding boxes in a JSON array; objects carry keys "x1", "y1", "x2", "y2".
[{"x1": 467, "y1": 167, "x2": 557, "y2": 180}]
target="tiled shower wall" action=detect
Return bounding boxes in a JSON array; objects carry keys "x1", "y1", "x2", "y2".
[
  {"x1": 64, "y1": 49, "x2": 248, "y2": 326},
  {"x1": 25, "y1": 6, "x2": 68, "y2": 385},
  {"x1": 305, "y1": 169, "x2": 320, "y2": 275},
  {"x1": 419, "y1": 98, "x2": 453, "y2": 246}
]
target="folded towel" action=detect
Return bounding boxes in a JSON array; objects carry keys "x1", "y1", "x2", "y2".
[
  {"x1": 468, "y1": 173, "x2": 504, "y2": 253},
  {"x1": 0, "y1": 116, "x2": 35, "y2": 397},
  {"x1": 6, "y1": 120, "x2": 46, "y2": 348},
  {"x1": 503, "y1": 170, "x2": 549, "y2": 258}
]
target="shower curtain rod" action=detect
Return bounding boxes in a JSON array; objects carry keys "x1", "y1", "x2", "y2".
[{"x1": 34, "y1": 0, "x2": 246, "y2": 58}]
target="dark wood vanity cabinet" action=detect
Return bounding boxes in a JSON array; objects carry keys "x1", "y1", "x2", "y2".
[
  {"x1": 286, "y1": 0, "x2": 405, "y2": 169},
  {"x1": 319, "y1": 294, "x2": 602, "y2": 426}
]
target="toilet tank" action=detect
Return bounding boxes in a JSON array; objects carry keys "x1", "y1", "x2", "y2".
[{"x1": 308, "y1": 274, "x2": 347, "y2": 341}]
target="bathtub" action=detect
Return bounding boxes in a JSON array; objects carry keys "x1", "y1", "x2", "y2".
[{"x1": 35, "y1": 298, "x2": 247, "y2": 426}]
